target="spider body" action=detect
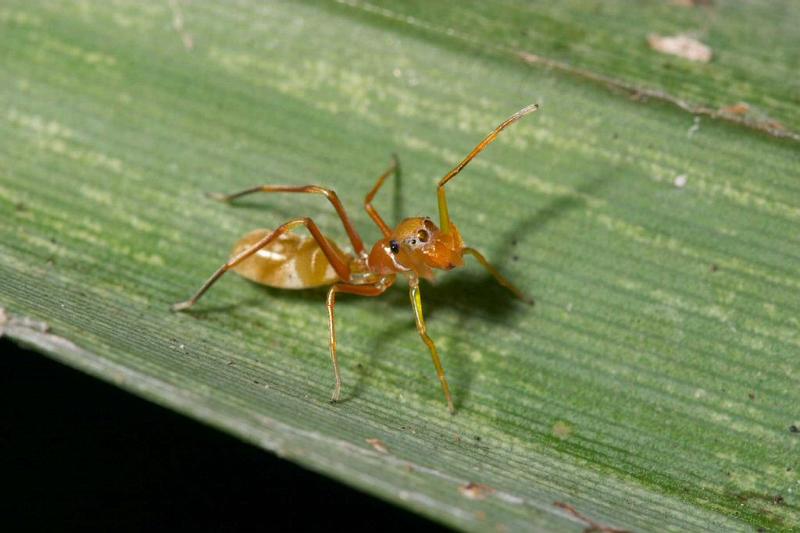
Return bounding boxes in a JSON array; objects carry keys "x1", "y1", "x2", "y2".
[{"x1": 172, "y1": 104, "x2": 539, "y2": 413}]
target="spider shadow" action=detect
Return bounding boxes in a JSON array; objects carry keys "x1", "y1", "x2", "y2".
[
  {"x1": 351, "y1": 272, "x2": 523, "y2": 411},
  {"x1": 352, "y1": 172, "x2": 614, "y2": 411},
  {"x1": 391, "y1": 153, "x2": 404, "y2": 226}
]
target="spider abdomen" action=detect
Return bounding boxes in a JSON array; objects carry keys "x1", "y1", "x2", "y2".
[{"x1": 230, "y1": 229, "x2": 350, "y2": 289}]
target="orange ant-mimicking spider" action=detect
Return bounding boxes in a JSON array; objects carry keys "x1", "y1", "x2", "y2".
[{"x1": 171, "y1": 104, "x2": 539, "y2": 413}]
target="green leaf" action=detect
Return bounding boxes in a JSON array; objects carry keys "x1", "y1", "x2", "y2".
[
  {"x1": 1, "y1": 1, "x2": 798, "y2": 530},
  {"x1": 335, "y1": 0, "x2": 800, "y2": 138}
]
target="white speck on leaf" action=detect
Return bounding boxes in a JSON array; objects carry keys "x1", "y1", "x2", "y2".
[
  {"x1": 552, "y1": 421, "x2": 572, "y2": 440},
  {"x1": 366, "y1": 438, "x2": 389, "y2": 454},
  {"x1": 687, "y1": 116, "x2": 700, "y2": 138},
  {"x1": 648, "y1": 34, "x2": 712, "y2": 62},
  {"x1": 459, "y1": 482, "x2": 495, "y2": 500},
  {"x1": 168, "y1": 0, "x2": 194, "y2": 50}
]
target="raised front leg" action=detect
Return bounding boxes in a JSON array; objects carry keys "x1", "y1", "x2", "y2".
[{"x1": 436, "y1": 104, "x2": 538, "y2": 234}]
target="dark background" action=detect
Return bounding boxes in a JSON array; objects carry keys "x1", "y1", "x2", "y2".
[{"x1": 0, "y1": 338, "x2": 449, "y2": 531}]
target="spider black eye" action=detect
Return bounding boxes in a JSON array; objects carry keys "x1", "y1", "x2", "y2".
[{"x1": 389, "y1": 240, "x2": 400, "y2": 254}]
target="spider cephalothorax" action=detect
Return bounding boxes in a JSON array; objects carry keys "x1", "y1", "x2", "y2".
[{"x1": 367, "y1": 217, "x2": 465, "y2": 280}]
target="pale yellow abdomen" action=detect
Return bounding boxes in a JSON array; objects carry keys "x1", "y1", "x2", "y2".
[{"x1": 230, "y1": 229, "x2": 349, "y2": 289}]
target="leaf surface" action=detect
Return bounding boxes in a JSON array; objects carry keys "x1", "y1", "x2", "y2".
[{"x1": 1, "y1": 1, "x2": 798, "y2": 530}]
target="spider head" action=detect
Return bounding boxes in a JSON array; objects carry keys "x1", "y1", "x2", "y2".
[{"x1": 367, "y1": 217, "x2": 464, "y2": 279}]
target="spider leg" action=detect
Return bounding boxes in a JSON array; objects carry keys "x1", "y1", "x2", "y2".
[
  {"x1": 326, "y1": 278, "x2": 394, "y2": 402},
  {"x1": 207, "y1": 184, "x2": 366, "y2": 255},
  {"x1": 437, "y1": 104, "x2": 538, "y2": 234},
  {"x1": 364, "y1": 155, "x2": 400, "y2": 237},
  {"x1": 408, "y1": 275, "x2": 454, "y2": 414},
  {"x1": 171, "y1": 217, "x2": 351, "y2": 311},
  {"x1": 462, "y1": 247, "x2": 533, "y2": 304}
]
